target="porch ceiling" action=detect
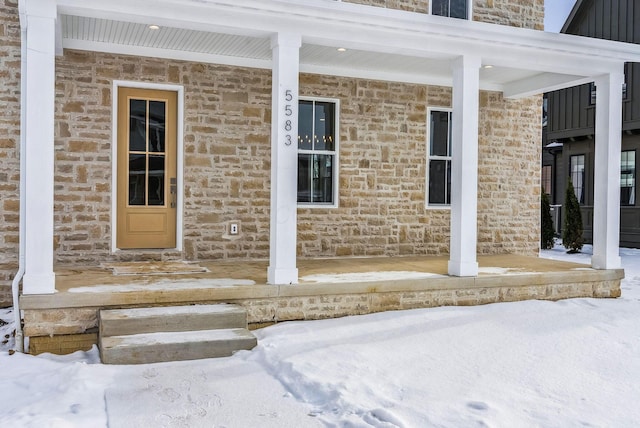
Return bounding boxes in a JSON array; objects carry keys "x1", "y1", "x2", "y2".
[
  {"x1": 54, "y1": 0, "x2": 640, "y2": 98},
  {"x1": 60, "y1": 14, "x2": 536, "y2": 91}
]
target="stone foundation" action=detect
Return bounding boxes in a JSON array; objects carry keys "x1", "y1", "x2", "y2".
[{"x1": 20, "y1": 270, "x2": 622, "y2": 355}]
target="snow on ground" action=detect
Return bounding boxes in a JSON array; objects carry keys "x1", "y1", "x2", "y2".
[{"x1": 1, "y1": 244, "x2": 639, "y2": 427}]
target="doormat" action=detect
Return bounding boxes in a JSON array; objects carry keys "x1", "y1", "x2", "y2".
[{"x1": 101, "y1": 261, "x2": 209, "y2": 276}]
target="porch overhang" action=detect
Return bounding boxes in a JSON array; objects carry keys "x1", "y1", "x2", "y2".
[{"x1": 54, "y1": 0, "x2": 640, "y2": 98}]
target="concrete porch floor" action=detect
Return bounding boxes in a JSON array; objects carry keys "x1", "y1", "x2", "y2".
[{"x1": 20, "y1": 254, "x2": 623, "y2": 311}]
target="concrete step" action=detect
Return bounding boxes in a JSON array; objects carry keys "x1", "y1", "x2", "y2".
[
  {"x1": 99, "y1": 304, "x2": 247, "y2": 336},
  {"x1": 100, "y1": 328, "x2": 257, "y2": 364}
]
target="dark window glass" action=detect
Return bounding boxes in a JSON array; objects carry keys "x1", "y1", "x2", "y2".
[
  {"x1": 589, "y1": 83, "x2": 596, "y2": 105},
  {"x1": 621, "y1": 151, "x2": 636, "y2": 206},
  {"x1": 297, "y1": 154, "x2": 311, "y2": 203},
  {"x1": 428, "y1": 110, "x2": 452, "y2": 205},
  {"x1": 429, "y1": 159, "x2": 451, "y2": 205},
  {"x1": 128, "y1": 154, "x2": 146, "y2": 205},
  {"x1": 432, "y1": 0, "x2": 468, "y2": 19},
  {"x1": 298, "y1": 101, "x2": 314, "y2": 150},
  {"x1": 430, "y1": 111, "x2": 451, "y2": 156},
  {"x1": 129, "y1": 99, "x2": 147, "y2": 152},
  {"x1": 148, "y1": 155, "x2": 165, "y2": 206},
  {"x1": 314, "y1": 102, "x2": 335, "y2": 151},
  {"x1": 148, "y1": 101, "x2": 166, "y2": 152}
]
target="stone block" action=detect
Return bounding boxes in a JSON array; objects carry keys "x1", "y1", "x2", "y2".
[{"x1": 30, "y1": 333, "x2": 98, "y2": 355}]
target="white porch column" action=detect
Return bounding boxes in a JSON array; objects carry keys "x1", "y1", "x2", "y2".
[
  {"x1": 267, "y1": 33, "x2": 301, "y2": 284},
  {"x1": 448, "y1": 55, "x2": 481, "y2": 277},
  {"x1": 591, "y1": 70, "x2": 625, "y2": 270},
  {"x1": 21, "y1": 0, "x2": 57, "y2": 294}
]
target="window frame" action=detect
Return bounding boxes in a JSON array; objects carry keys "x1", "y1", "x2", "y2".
[
  {"x1": 297, "y1": 96, "x2": 340, "y2": 208},
  {"x1": 429, "y1": 0, "x2": 472, "y2": 20},
  {"x1": 426, "y1": 107, "x2": 453, "y2": 209}
]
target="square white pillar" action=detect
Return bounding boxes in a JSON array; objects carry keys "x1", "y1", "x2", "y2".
[
  {"x1": 591, "y1": 70, "x2": 624, "y2": 270},
  {"x1": 21, "y1": 0, "x2": 57, "y2": 294},
  {"x1": 267, "y1": 33, "x2": 301, "y2": 285},
  {"x1": 448, "y1": 56, "x2": 481, "y2": 277}
]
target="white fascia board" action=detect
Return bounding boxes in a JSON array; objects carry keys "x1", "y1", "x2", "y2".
[
  {"x1": 503, "y1": 73, "x2": 596, "y2": 99},
  {"x1": 63, "y1": 39, "x2": 272, "y2": 70},
  {"x1": 299, "y1": 63, "x2": 504, "y2": 92},
  {"x1": 59, "y1": 0, "x2": 640, "y2": 61}
]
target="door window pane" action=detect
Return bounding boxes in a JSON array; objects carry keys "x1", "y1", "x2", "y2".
[
  {"x1": 128, "y1": 154, "x2": 146, "y2": 205},
  {"x1": 148, "y1": 101, "x2": 166, "y2": 152},
  {"x1": 148, "y1": 155, "x2": 165, "y2": 206},
  {"x1": 129, "y1": 99, "x2": 147, "y2": 152}
]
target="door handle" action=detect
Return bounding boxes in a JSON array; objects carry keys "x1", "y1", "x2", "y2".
[{"x1": 170, "y1": 177, "x2": 177, "y2": 208}]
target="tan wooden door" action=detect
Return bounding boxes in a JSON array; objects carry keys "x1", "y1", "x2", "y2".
[{"x1": 117, "y1": 87, "x2": 177, "y2": 249}]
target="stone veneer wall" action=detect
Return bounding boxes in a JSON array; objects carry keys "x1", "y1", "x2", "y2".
[
  {"x1": 51, "y1": 49, "x2": 541, "y2": 264},
  {"x1": 0, "y1": 0, "x2": 543, "y2": 306},
  {"x1": 344, "y1": 0, "x2": 544, "y2": 30},
  {"x1": 0, "y1": 0, "x2": 20, "y2": 307}
]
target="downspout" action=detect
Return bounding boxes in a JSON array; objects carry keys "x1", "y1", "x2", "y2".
[{"x1": 11, "y1": 2, "x2": 28, "y2": 353}]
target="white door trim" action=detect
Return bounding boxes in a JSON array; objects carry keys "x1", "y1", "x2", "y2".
[{"x1": 111, "y1": 80, "x2": 184, "y2": 252}]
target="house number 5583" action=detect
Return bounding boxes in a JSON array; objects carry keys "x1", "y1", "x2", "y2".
[{"x1": 284, "y1": 89, "x2": 294, "y2": 146}]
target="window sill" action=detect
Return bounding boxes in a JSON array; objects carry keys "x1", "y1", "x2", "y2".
[
  {"x1": 297, "y1": 203, "x2": 339, "y2": 209},
  {"x1": 425, "y1": 204, "x2": 451, "y2": 210}
]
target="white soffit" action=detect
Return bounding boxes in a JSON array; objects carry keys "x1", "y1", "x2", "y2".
[
  {"x1": 61, "y1": 15, "x2": 548, "y2": 91},
  {"x1": 61, "y1": 16, "x2": 272, "y2": 60}
]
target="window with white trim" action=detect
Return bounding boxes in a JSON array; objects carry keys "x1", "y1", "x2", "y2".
[
  {"x1": 297, "y1": 98, "x2": 339, "y2": 206},
  {"x1": 427, "y1": 109, "x2": 452, "y2": 206},
  {"x1": 621, "y1": 150, "x2": 636, "y2": 206},
  {"x1": 431, "y1": 0, "x2": 469, "y2": 19},
  {"x1": 570, "y1": 154, "x2": 586, "y2": 205}
]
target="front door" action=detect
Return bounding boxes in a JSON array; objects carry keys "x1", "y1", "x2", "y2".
[{"x1": 117, "y1": 87, "x2": 177, "y2": 249}]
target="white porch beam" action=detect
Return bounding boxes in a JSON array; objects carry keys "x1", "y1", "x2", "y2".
[
  {"x1": 591, "y1": 71, "x2": 625, "y2": 270},
  {"x1": 448, "y1": 55, "x2": 481, "y2": 277},
  {"x1": 503, "y1": 72, "x2": 594, "y2": 99},
  {"x1": 21, "y1": 0, "x2": 57, "y2": 294},
  {"x1": 267, "y1": 33, "x2": 301, "y2": 285}
]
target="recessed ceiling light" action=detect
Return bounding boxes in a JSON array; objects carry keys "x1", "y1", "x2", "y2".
[
  {"x1": 337, "y1": 47, "x2": 347, "y2": 52},
  {"x1": 483, "y1": 65, "x2": 493, "y2": 69},
  {"x1": 149, "y1": 25, "x2": 160, "y2": 30}
]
